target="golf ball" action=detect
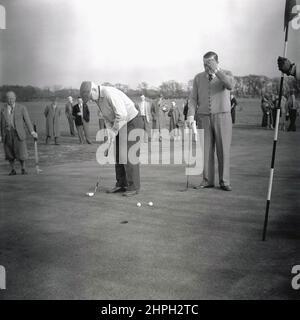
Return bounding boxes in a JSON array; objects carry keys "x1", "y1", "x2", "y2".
[
  {"x1": 137, "y1": 202, "x2": 142, "y2": 207},
  {"x1": 148, "y1": 202, "x2": 154, "y2": 207},
  {"x1": 86, "y1": 192, "x2": 94, "y2": 197}
]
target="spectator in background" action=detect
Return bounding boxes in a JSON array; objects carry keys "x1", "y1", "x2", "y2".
[
  {"x1": 72, "y1": 97, "x2": 92, "y2": 144},
  {"x1": 183, "y1": 99, "x2": 189, "y2": 123},
  {"x1": 230, "y1": 93, "x2": 238, "y2": 124},
  {"x1": 0, "y1": 91, "x2": 38, "y2": 175},
  {"x1": 278, "y1": 94, "x2": 288, "y2": 131},
  {"x1": 137, "y1": 95, "x2": 152, "y2": 142},
  {"x1": 151, "y1": 95, "x2": 167, "y2": 142},
  {"x1": 44, "y1": 97, "x2": 61, "y2": 145},
  {"x1": 261, "y1": 94, "x2": 274, "y2": 130},
  {"x1": 286, "y1": 90, "x2": 299, "y2": 132},
  {"x1": 168, "y1": 101, "x2": 184, "y2": 140},
  {"x1": 65, "y1": 96, "x2": 75, "y2": 136}
]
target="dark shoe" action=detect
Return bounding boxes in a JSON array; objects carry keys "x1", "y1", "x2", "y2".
[
  {"x1": 54, "y1": 139, "x2": 60, "y2": 145},
  {"x1": 106, "y1": 186, "x2": 127, "y2": 194},
  {"x1": 21, "y1": 169, "x2": 28, "y2": 175},
  {"x1": 45, "y1": 137, "x2": 49, "y2": 145},
  {"x1": 9, "y1": 169, "x2": 17, "y2": 176},
  {"x1": 193, "y1": 183, "x2": 214, "y2": 190},
  {"x1": 122, "y1": 190, "x2": 139, "y2": 197},
  {"x1": 220, "y1": 185, "x2": 232, "y2": 192}
]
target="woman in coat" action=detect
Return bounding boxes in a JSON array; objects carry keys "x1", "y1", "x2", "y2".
[{"x1": 44, "y1": 97, "x2": 61, "y2": 145}]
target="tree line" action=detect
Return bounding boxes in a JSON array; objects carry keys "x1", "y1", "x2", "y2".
[{"x1": 0, "y1": 75, "x2": 299, "y2": 102}]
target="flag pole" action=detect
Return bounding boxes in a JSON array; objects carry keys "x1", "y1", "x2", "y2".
[{"x1": 262, "y1": 24, "x2": 289, "y2": 241}]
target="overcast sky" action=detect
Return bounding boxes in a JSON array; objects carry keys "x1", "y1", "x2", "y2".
[{"x1": 0, "y1": 0, "x2": 299, "y2": 88}]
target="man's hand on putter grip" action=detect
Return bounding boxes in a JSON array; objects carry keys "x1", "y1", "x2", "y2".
[
  {"x1": 31, "y1": 132, "x2": 38, "y2": 139},
  {"x1": 107, "y1": 128, "x2": 117, "y2": 144}
]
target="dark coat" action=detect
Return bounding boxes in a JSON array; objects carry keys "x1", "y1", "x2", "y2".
[{"x1": 72, "y1": 103, "x2": 90, "y2": 126}]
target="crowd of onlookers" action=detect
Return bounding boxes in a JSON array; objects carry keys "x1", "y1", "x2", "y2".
[{"x1": 261, "y1": 90, "x2": 299, "y2": 131}]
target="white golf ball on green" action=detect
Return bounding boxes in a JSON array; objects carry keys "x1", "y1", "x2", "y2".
[
  {"x1": 137, "y1": 202, "x2": 142, "y2": 207},
  {"x1": 148, "y1": 202, "x2": 154, "y2": 207}
]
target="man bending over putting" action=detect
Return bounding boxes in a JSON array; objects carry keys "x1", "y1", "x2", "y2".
[{"x1": 80, "y1": 81, "x2": 142, "y2": 197}]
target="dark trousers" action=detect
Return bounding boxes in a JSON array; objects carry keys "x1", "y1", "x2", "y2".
[
  {"x1": 288, "y1": 110, "x2": 297, "y2": 132},
  {"x1": 66, "y1": 114, "x2": 75, "y2": 135},
  {"x1": 115, "y1": 115, "x2": 142, "y2": 191},
  {"x1": 231, "y1": 107, "x2": 236, "y2": 124},
  {"x1": 76, "y1": 125, "x2": 85, "y2": 143}
]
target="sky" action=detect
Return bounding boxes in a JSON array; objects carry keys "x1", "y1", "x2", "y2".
[{"x1": 0, "y1": 0, "x2": 299, "y2": 88}]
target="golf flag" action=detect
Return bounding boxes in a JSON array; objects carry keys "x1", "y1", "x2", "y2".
[
  {"x1": 0, "y1": 5, "x2": 5, "y2": 29},
  {"x1": 284, "y1": 0, "x2": 298, "y2": 29}
]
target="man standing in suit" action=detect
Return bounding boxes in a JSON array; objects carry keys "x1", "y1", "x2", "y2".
[
  {"x1": 44, "y1": 97, "x2": 61, "y2": 145},
  {"x1": 0, "y1": 91, "x2": 38, "y2": 175},
  {"x1": 286, "y1": 90, "x2": 299, "y2": 132},
  {"x1": 230, "y1": 93, "x2": 238, "y2": 124},
  {"x1": 72, "y1": 97, "x2": 92, "y2": 144},
  {"x1": 278, "y1": 57, "x2": 300, "y2": 81},
  {"x1": 151, "y1": 95, "x2": 167, "y2": 141},
  {"x1": 138, "y1": 95, "x2": 152, "y2": 142},
  {"x1": 80, "y1": 81, "x2": 142, "y2": 197},
  {"x1": 65, "y1": 96, "x2": 75, "y2": 136},
  {"x1": 187, "y1": 51, "x2": 234, "y2": 191}
]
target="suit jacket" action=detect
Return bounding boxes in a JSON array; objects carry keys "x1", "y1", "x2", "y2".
[
  {"x1": 296, "y1": 64, "x2": 300, "y2": 81},
  {"x1": 137, "y1": 100, "x2": 152, "y2": 123},
  {"x1": 0, "y1": 103, "x2": 34, "y2": 141},
  {"x1": 65, "y1": 102, "x2": 73, "y2": 116},
  {"x1": 72, "y1": 103, "x2": 90, "y2": 126},
  {"x1": 188, "y1": 70, "x2": 234, "y2": 117}
]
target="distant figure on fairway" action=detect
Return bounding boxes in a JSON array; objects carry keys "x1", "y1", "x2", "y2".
[
  {"x1": 278, "y1": 94, "x2": 288, "y2": 131},
  {"x1": 137, "y1": 95, "x2": 152, "y2": 142},
  {"x1": 168, "y1": 101, "x2": 184, "y2": 140},
  {"x1": 72, "y1": 97, "x2": 92, "y2": 144},
  {"x1": 0, "y1": 91, "x2": 38, "y2": 175},
  {"x1": 261, "y1": 94, "x2": 274, "y2": 130},
  {"x1": 65, "y1": 96, "x2": 75, "y2": 136},
  {"x1": 286, "y1": 90, "x2": 299, "y2": 132},
  {"x1": 80, "y1": 81, "x2": 142, "y2": 197},
  {"x1": 151, "y1": 95, "x2": 167, "y2": 141},
  {"x1": 44, "y1": 97, "x2": 61, "y2": 145},
  {"x1": 230, "y1": 93, "x2": 238, "y2": 124},
  {"x1": 278, "y1": 57, "x2": 300, "y2": 81},
  {"x1": 188, "y1": 51, "x2": 234, "y2": 192}
]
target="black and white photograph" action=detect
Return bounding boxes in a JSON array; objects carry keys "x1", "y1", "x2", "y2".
[{"x1": 0, "y1": 0, "x2": 299, "y2": 305}]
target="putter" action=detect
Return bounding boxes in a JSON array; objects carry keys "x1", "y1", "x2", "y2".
[
  {"x1": 86, "y1": 181, "x2": 100, "y2": 197},
  {"x1": 33, "y1": 124, "x2": 42, "y2": 174}
]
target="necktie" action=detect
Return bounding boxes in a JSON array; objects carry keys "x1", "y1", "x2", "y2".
[
  {"x1": 208, "y1": 74, "x2": 213, "y2": 82},
  {"x1": 9, "y1": 106, "x2": 15, "y2": 129}
]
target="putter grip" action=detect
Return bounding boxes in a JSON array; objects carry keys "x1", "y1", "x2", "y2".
[{"x1": 33, "y1": 124, "x2": 37, "y2": 141}]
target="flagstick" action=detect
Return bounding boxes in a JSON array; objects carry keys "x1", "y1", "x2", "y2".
[{"x1": 262, "y1": 25, "x2": 289, "y2": 241}]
